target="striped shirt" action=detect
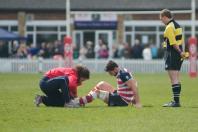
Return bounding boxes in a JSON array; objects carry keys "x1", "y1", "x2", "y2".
[{"x1": 116, "y1": 68, "x2": 134, "y2": 104}]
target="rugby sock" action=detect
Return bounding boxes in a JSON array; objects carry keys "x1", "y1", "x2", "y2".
[
  {"x1": 78, "y1": 89, "x2": 98, "y2": 106},
  {"x1": 172, "y1": 84, "x2": 181, "y2": 104},
  {"x1": 78, "y1": 95, "x2": 93, "y2": 106}
]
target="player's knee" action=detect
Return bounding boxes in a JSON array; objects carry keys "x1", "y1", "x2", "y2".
[
  {"x1": 96, "y1": 81, "x2": 106, "y2": 88},
  {"x1": 135, "y1": 80, "x2": 138, "y2": 87},
  {"x1": 98, "y1": 90, "x2": 109, "y2": 101}
]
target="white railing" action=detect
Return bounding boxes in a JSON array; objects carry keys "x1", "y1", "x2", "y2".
[{"x1": 0, "y1": 58, "x2": 195, "y2": 73}]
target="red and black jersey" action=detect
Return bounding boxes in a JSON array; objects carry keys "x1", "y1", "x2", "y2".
[{"x1": 45, "y1": 67, "x2": 78, "y2": 97}]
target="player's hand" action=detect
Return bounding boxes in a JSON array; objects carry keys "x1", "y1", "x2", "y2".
[
  {"x1": 180, "y1": 52, "x2": 189, "y2": 61},
  {"x1": 180, "y1": 52, "x2": 186, "y2": 58},
  {"x1": 162, "y1": 42, "x2": 167, "y2": 48},
  {"x1": 134, "y1": 103, "x2": 142, "y2": 108}
]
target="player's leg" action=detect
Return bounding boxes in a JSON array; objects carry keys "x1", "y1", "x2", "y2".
[
  {"x1": 169, "y1": 70, "x2": 181, "y2": 103},
  {"x1": 163, "y1": 51, "x2": 182, "y2": 107},
  {"x1": 94, "y1": 81, "x2": 115, "y2": 93},
  {"x1": 163, "y1": 70, "x2": 181, "y2": 107},
  {"x1": 38, "y1": 76, "x2": 70, "y2": 107},
  {"x1": 108, "y1": 91, "x2": 128, "y2": 106},
  {"x1": 75, "y1": 81, "x2": 113, "y2": 106}
]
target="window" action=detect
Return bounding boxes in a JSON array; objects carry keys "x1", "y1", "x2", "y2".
[
  {"x1": 125, "y1": 26, "x2": 132, "y2": 32},
  {"x1": 60, "y1": 26, "x2": 67, "y2": 32},
  {"x1": 0, "y1": 26, "x2": 8, "y2": 30},
  {"x1": 184, "y1": 26, "x2": 191, "y2": 31},
  {"x1": 135, "y1": 34, "x2": 156, "y2": 45},
  {"x1": 135, "y1": 26, "x2": 156, "y2": 31},
  {"x1": 125, "y1": 34, "x2": 132, "y2": 46},
  {"x1": 36, "y1": 34, "x2": 58, "y2": 45},
  {"x1": 27, "y1": 34, "x2": 33, "y2": 45},
  {"x1": 36, "y1": 26, "x2": 57, "y2": 31},
  {"x1": 27, "y1": 26, "x2": 34, "y2": 31},
  {"x1": 112, "y1": 31, "x2": 116, "y2": 40},
  {"x1": 11, "y1": 26, "x2": 18, "y2": 32},
  {"x1": 159, "y1": 26, "x2": 165, "y2": 31}
]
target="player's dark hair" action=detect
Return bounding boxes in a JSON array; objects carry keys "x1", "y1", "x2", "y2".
[
  {"x1": 160, "y1": 9, "x2": 172, "y2": 18},
  {"x1": 105, "y1": 60, "x2": 118, "y2": 72},
  {"x1": 75, "y1": 65, "x2": 90, "y2": 79}
]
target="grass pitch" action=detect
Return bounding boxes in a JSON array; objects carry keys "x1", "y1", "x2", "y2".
[{"x1": 0, "y1": 73, "x2": 198, "y2": 132}]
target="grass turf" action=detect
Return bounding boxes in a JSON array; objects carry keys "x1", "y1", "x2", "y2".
[{"x1": 0, "y1": 73, "x2": 198, "y2": 132}]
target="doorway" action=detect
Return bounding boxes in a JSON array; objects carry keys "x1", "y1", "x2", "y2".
[{"x1": 73, "y1": 30, "x2": 113, "y2": 58}]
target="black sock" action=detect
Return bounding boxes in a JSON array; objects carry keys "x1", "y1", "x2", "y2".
[{"x1": 172, "y1": 84, "x2": 181, "y2": 104}]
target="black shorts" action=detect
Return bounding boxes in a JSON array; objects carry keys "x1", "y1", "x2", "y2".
[
  {"x1": 108, "y1": 91, "x2": 128, "y2": 106},
  {"x1": 165, "y1": 50, "x2": 183, "y2": 71}
]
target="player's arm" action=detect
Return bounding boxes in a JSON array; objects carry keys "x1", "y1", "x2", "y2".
[
  {"x1": 125, "y1": 79, "x2": 142, "y2": 108},
  {"x1": 70, "y1": 88, "x2": 77, "y2": 98},
  {"x1": 172, "y1": 45, "x2": 186, "y2": 58},
  {"x1": 68, "y1": 76, "x2": 78, "y2": 98},
  {"x1": 166, "y1": 26, "x2": 185, "y2": 57}
]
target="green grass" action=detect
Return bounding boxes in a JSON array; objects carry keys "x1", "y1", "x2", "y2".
[{"x1": 0, "y1": 73, "x2": 198, "y2": 132}]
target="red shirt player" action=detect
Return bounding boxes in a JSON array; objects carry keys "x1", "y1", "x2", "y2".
[{"x1": 34, "y1": 65, "x2": 90, "y2": 107}]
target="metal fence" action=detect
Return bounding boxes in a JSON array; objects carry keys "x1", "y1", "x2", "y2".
[{"x1": 0, "y1": 58, "x2": 195, "y2": 73}]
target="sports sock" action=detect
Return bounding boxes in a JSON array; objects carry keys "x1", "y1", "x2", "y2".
[
  {"x1": 172, "y1": 84, "x2": 181, "y2": 104},
  {"x1": 78, "y1": 95, "x2": 94, "y2": 106},
  {"x1": 78, "y1": 89, "x2": 98, "y2": 106}
]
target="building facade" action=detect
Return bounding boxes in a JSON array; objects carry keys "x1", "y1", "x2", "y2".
[{"x1": 0, "y1": 0, "x2": 197, "y2": 58}]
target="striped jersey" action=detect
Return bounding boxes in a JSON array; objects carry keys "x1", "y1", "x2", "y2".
[{"x1": 116, "y1": 68, "x2": 134, "y2": 104}]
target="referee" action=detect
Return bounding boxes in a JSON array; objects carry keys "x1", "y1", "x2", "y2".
[{"x1": 160, "y1": 9, "x2": 186, "y2": 107}]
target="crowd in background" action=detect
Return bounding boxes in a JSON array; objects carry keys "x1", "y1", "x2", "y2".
[
  {"x1": 0, "y1": 40, "x2": 64, "y2": 59},
  {"x1": 0, "y1": 39, "x2": 167, "y2": 60},
  {"x1": 77, "y1": 39, "x2": 165, "y2": 60}
]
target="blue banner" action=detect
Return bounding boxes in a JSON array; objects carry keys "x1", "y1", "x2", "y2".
[{"x1": 74, "y1": 21, "x2": 117, "y2": 30}]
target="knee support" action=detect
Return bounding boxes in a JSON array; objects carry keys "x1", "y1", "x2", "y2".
[
  {"x1": 89, "y1": 89, "x2": 109, "y2": 101},
  {"x1": 97, "y1": 90, "x2": 109, "y2": 101}
]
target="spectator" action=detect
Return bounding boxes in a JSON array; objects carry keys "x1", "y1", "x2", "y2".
[
  {"x1": 112, "y1": 44, "x2": 119, "y2": 58},
  {"x1": 38, "y1": 42, "x2": 50, "y2": 58},
  {"x1": 0, "y1": 41, "x2": 9, "y2": 58},
  {"x1": 117, "y1": 43, "x2": 124, "y2": 58},
  {"x1": 78, "y1": 46, "x2": 87, "y2": 60},
  {"x1": 85, "y1": 41, "x2": 95, "y2": 58},
  {"x1": 131, "y1": 39, "x2": 143, "y2": 59},
  {"x1": 123, "y1": 43, "x2": 131, "y2": 58},
  {"x1": 16, "y1": 43, "x2": 28, "y2": 58},
  {"x1": 12, "y1": 41, "x2": 19, "y2": 56},
  {"x1": 28, "y1": 43, "x2": 39, "y2": 59},
  {"x1": 46, "y1": 42, "x2": 54, "y2": 58},
  {"x1": 151, "y1": 44, "x2": 158, "y2": 59},
  {"x1": 53, "y1": 40, "x2": 64, "y2": 57},
  {"x1": 72, "y1": 44, "x2": 79, "y2": 59},
  {"x1": 98, "y1": 44, "x2": 109, "y2": 59},
  {"x1": 142, "y1": 44, "x2": 152, "y2": 60},
  {"x1": 95, "y1": 39, "x2": 103, "y2": 58}
]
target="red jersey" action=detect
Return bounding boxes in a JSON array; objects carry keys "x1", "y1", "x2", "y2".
[{"x1": 45, "y1": 67, "x2": 78, "y2": 97}]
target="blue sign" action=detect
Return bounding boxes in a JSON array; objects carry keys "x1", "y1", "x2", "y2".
[{"x1": 74, "y1": 21, "x2": 117, "y2": 30}]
